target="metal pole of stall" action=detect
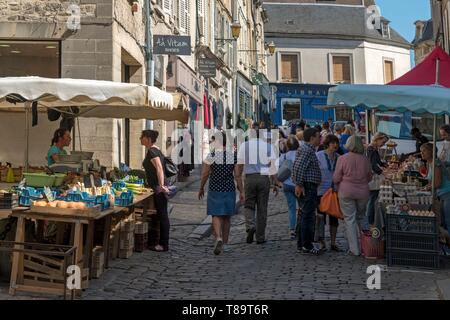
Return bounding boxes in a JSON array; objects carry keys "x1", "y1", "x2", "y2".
[
  {"x1": 24, "y1": 101, "x2": 30, "y2": 172},
  {"x1": 435, "y1": 58, "x2": 441, "y2": 86},
  {"x1": 432, "y1": 114, "x2": 437, "y2": 198},
  {"x1": 145, "y1": 0, "x2": 154, "y2": 130}
]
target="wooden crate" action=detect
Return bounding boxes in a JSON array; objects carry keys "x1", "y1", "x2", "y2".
[
  {"x1": 135, "y1": 222, "x2": 148, "y2": 235},
  {"x1": 134, "y1": 233, "x2": 148, "y2": 252},
  {"x1": 120, "y1": 219, "x2": 135, "y2": 233},
  {"x1": 16, "y1": 247, "x2": 88, "y2": 298},
  {"x1": 118, "y1": 248, "x2": 133, "y2": 259},
  {"x1": 119, "y1": 237, "x2": 134, "y2": 250}
]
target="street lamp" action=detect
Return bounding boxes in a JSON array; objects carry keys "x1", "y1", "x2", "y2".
[
  {"x1": 231, "y1": 21, "x2": 241, "y2": 40},
  {"x1": 267, "y1": 41, "x2": 276, "y2": 56},
  {"x1": 237, "y1": 41, "x2": 276, "y2": 57}
]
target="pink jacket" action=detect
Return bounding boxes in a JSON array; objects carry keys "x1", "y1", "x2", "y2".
[{"x1": 333, "y1": 152, "x2": 373, "y2": 200}]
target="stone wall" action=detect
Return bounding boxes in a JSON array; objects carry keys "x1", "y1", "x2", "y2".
[{"x1": 0, "y1": 0, "x2": 96, "y2": 23}]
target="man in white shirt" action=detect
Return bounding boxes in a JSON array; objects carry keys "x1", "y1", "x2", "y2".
[
  {"x1": 236, "y1": 128, "x2": 278, "y2": 245},
  {"x1": 440, "y1": 125, "x2": 450, "y2": 163}
]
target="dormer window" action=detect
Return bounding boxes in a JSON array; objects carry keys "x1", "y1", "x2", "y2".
[{"x1": 382, "y1": 22, "x2": 390, "y2": 39}]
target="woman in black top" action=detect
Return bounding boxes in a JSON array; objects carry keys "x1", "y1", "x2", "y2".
[
  {"x1": 365, "y1": 132, "x2": 389, "y2": 229},
  {"x1": 141, "y1": 130, "x2": 170, "y2": 252}
]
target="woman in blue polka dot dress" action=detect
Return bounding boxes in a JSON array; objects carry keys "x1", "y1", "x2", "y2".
[{"x1": 198, "y1": 131, "x2": 244, "y2": 255}]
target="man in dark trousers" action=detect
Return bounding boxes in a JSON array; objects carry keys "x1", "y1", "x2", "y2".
[{"x1": 292, "y1": 128, "x2": 322, "y2": 255}]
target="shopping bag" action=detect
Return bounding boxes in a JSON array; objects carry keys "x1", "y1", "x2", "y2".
[
  {"x1": 276, "y1": 154, "x2": 293, "y2": 182},
  {"x1": 319, "y1": 188, "x2": 344, "y2": 220}
]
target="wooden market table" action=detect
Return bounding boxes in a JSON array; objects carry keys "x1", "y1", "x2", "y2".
[
  {"x1": 8, "y1": 206, "x2": 117, "y2": 296},
  {"x1": 8, "y1": 190, "x2": 154, "y2": 297}
]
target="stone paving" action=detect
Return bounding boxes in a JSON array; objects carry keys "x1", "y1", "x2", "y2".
[{"x1": 2, "y1": 172, "x2": 450, "y2": 300}]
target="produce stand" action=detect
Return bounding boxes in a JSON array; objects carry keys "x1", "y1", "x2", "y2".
[
  {"x1": 0, "y1": 77, "x2": 183, "y2": 297},
  {"x1": 5, "y1": 187, "x2": 154, "y2": 297},
  {"x1": 327, "y1": 83, "x2": 450, "y2": 269}
]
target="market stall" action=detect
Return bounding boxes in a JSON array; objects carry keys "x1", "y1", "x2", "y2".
[
  {"x1": 0, "y1": 77, "x2": 185, "y2": 298},
  {"x1": 327, "y1": 83, "x2": 450, "y2": 268}
]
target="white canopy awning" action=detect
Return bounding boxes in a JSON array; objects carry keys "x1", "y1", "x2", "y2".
[{"x1": 0, "y1": 76, "x2": 189, "y2": 122}]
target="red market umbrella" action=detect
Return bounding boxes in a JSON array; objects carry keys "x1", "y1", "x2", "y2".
[{"x1": 389, "y1": 46, "x2": 450, "y2": 88}]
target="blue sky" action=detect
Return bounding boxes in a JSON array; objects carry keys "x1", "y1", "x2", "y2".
[
  {"x1": 376, "y1": 0, "x2": 431, "y2": 42},
  {"x1": 376, "y1": 0, "x2": 431, "y2": 66}
]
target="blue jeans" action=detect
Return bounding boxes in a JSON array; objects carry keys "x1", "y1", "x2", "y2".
[
  {"x1": 365, "y1": 190, "x2": 379, "y2": 228},
  {"x1": 283, "y1": 184, "x2": 297, "y2": 231},
  {"x1": 296, "y1": 183, "x2": 318, "y2": 250},
  {"x1": 440, "y1": 192, "x2": 450, "y2": 231}
]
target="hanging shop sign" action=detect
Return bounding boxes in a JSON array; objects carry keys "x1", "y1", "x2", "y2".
[
  {"x1": 198, "y1": 58, "x2": 217, "y2": 78},
  {"x1": 153, "y1": 35, "x2": 191, "y2": 55}
]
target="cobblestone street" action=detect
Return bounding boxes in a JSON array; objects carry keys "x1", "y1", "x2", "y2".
[{"x1": 2, "y1": 173, "x2": 450, "y2": 300}]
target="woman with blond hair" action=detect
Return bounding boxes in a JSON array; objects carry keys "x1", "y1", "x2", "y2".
[
  {"x1": 333, "y1": 135, "x2": 372, "y2": 256},
  {"x1": 339, "y1": 125, "x2": 355, "y2": 153}
]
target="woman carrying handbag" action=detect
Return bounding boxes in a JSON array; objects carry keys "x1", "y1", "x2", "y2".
[{"x1": 316, "y1": 135, "x2": 341, "y2": 251}]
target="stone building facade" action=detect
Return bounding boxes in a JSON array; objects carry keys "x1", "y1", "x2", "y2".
[
  {"x1": 0, "y1": 0, "x2": 269, "y2": 169},
  {"x1": 431, "y1": 0, "x2": 450, "y2": 54},
  {"x1": 0, "y1": 0, "x2": 147, "y2": 169}
]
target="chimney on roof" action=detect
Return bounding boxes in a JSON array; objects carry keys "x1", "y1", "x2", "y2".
[{"x1": 415, "y1": 20, "x2": 425, "y2": 41}]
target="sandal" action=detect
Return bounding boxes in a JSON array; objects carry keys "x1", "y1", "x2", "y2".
[
  {"x1": 149, "y1": 245, "x2": 169, "y2": 252},
  {"x1": 319, "y1": 241, "x2": 327, "y2": 251},
  {"x1": 214, "y1": 240, "x2": 223, "y2": 255}
]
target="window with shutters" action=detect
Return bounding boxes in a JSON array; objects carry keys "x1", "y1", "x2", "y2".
[
  {"x1": 162, "y1": 0, "x2": 172, "y2": 15},
  {"x1": 198, "y1": 0, "x2": 205, "y2": 39},
  {"x1": 179, "y1": 0, "x2": 190, "y2": 35},
  {"x1": 280, "y1": 53, "x2": 299, "y2": 83},
  {"x1": 384, "y1": 60, "x2": 394, "y2": 84},
  {"x1": 332, "y1": 55, "x2": 351, "y2": 84}
]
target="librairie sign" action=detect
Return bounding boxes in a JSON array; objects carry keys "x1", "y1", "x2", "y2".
[
  {"x1": 153, "y1": 35, "x2": 191, "y2": 55},
  {"x1": 198, "y1": 58, "x2": 216, "y2": 78}
]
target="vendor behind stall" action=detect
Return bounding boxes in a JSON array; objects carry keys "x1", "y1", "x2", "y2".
[
  {"x1": 420, "y1": 143, "x2": 450, "y2": 231},
  {"x1": 47, "y1": 128, "x2": 71, "y2": 166}
]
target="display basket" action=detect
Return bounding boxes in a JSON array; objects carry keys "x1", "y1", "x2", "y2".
[
  {"x1": 22, "y1": 173, "x2": 55, "y2": 188},
  {"x1": 387, "y1": 249, "x2": 440, "y2": 269},
  {"x1": 18, "y1": 187, "x2": 44, "y2": 207},
  {"x1": 386, "y1": 214, "x2": 438, "y2": 234},
  {"x1": 360, "y1": 230, "x2": 385, "y2": 259},
  {"x1": 387, "y1": 232, "x2": 438, "y2": 252},
  {"x1": 114, "y1": 190, "x2": 134, "y2": 207}
]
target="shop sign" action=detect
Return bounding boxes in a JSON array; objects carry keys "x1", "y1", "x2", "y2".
[
  {"x1": 251, "y1": 73, "x2": 264, "y2": 86},
  {"x1": 198, "y1": 58, "x2": 216, "y2": 78},
  {"x1": 153, "y1": 35, "x2": 191, "y2": 55},
  {"x1": 154, "y1": 55, "x2": 164, "y2": 84}
]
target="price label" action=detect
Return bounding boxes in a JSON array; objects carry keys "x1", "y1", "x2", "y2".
[
  {"x1": 43, "y1": 186, "x2": 55, "y2": 202},
  {"x1": 18, "y1": 178, "x2": 26, "y2": 189}
]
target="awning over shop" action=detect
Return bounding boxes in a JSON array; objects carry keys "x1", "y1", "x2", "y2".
[
  {"x1": 389, "y1": 46, "x2": 450, "y2": 88},
  {"x1": 327, "y1": 84, "x2": 450, "y2": 115},
  {"x1": 0, "y1": 76, "x2": 189, "y2": 122}
]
